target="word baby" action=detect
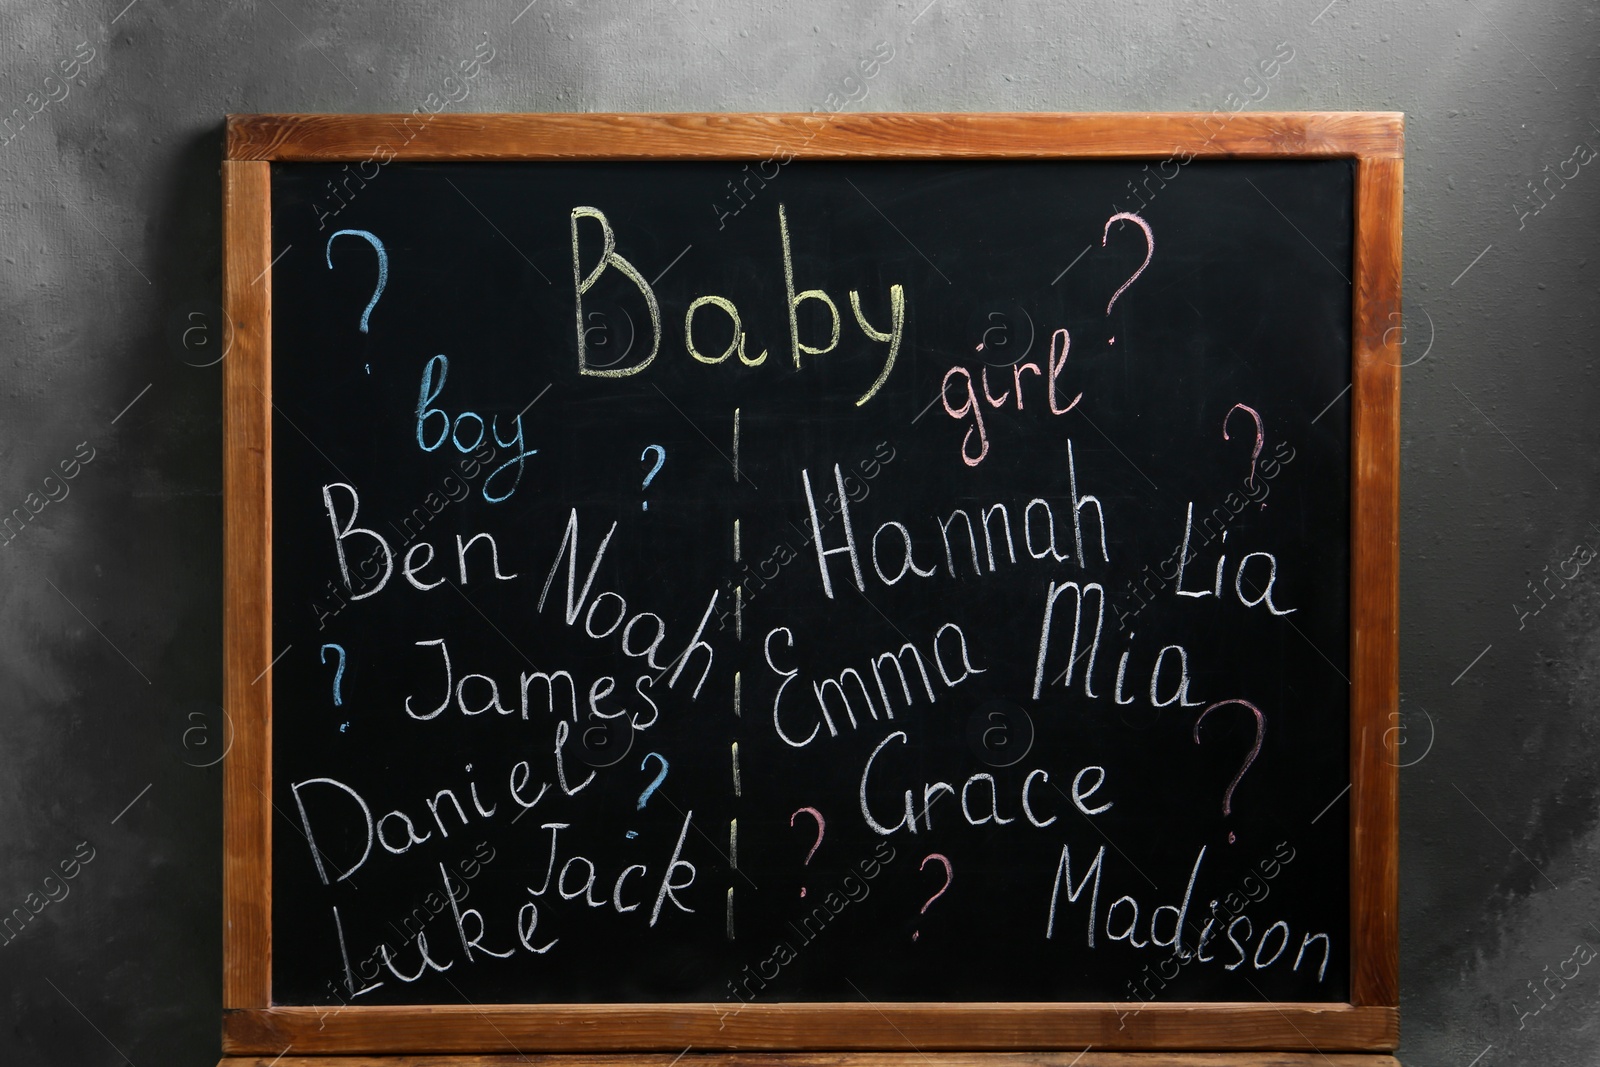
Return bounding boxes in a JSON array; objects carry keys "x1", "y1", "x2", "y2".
[{"x1": 570, "y1": 203, "x2": 907, "y2": 405}]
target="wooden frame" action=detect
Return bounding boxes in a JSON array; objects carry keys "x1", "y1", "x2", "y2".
[{"x1": 221, "y1": 113, "x2": 1402, "y2": 1062}]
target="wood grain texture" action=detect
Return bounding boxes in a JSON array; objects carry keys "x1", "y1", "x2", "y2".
[
  {"x1": 224, "y1": 112, "x2": 1403, "y2": 162},
  {"x1": 218, "y1": 1054, "x2": 1402, "y2": 1067},
  {"x1": 220, "y1": 1003, "x2": 1397, "y2": 1055},
  {"x1": 1348, "y1": 154, "x2": 1403, "y2": 1009},
  {"x1": 222, "y1": 159, "x2": 274, "y2": 1009}
]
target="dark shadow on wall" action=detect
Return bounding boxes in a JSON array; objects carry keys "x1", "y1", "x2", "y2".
[{"x1": 7, "y1": 121, "x2": 230, "y2": 1067}]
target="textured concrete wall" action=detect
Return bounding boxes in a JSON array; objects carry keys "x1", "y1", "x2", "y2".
[{"x1": 0, "y1": 1, "x2": 1594, "y2": 1063}]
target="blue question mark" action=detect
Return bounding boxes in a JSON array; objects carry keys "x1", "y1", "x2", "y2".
[
  {"x1": 325, "y1": 229, "x2": 389, "y2": 334},
  {"x1": 636, "y1": 752, "x2": 669, "y2": 810},
  {"x1": 320, "y1": 643, "x2": 346, "y2": 707},
  {"x1": 640, "y1": 445, "x2": 666, "y2": 511}
]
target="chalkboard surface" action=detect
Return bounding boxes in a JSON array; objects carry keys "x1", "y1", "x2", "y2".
[{"x1": 267, "y1": 157, "x2": 1352, "y2": 1008}]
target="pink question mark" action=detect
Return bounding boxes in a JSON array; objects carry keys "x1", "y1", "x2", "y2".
[
  {"x1": 1223, "y1": 403, "x2": 1265, "y2": 489},
  {"x1": 912, "y1": 853, "x2": 953, "y2": 941},
  {"x1": 789, "y1": 806, "x2": 825, "y2": 898},
  {"x1": 1192, "y1": 699, "x2": 1266, "y2": 844},
  {"x1": 1102, "y1": 211, "x2": 1154, "y2": 346}
]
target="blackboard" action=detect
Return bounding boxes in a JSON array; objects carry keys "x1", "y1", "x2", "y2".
[{"x1": 222, "y1": 113, "x2": 1402, "y2": 1057}]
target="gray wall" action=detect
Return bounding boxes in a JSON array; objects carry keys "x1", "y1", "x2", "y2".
[{"x1": 0, "y1": 0, "x2": 1594, "y2": 1063}]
